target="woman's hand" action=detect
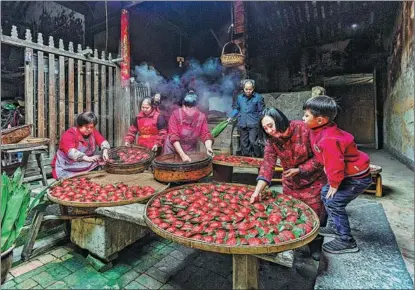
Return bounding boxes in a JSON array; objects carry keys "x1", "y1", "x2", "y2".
[
  {"x1": 282, "y1": 168, "x2": 300, "y2": 178},
  {"x1": 124, "y1": 142, "x2": 131, "y2": 147},
  {"x1": 83, "y1": 155, "x2": 101, "y2": 163},
  {"x1": 250, "y1": 180, "x2": 268, "y2": 203},
  {"x1": 180, "y1": 153, "x2": 192, "y2": 162},
  {"x1": 151, "y1": 144, "x2": 159, "y2": 152},
  {"x1": 206, "y1": 147, "x2": 214, "y2": 157},
  {"x1": 102, "y1": 149, "x2": 109, "y2": 161}
]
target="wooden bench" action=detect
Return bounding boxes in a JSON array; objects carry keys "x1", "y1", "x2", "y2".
[{"x1": 272, "y1": 164, "x2": 383, "y2": 198}]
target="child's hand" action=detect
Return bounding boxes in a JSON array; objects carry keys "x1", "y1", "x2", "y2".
[{"x1": 326, "y1": 186, "x2": 338, "y2": 199}]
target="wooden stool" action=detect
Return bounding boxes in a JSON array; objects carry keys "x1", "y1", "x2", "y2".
[{"x1": 364, "y1": 164, "x2": 383, "y2": 197}]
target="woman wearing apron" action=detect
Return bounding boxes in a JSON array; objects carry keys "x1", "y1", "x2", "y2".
[
  {"x1": 163, "y1": 91, "x2": 214, "y2": 162},
  {"x1": 124, "y1": 97, "x2": 167, "y2": 153},
  {"x1": 51, "y1": 111, "x2": 110, "y2": 179}
]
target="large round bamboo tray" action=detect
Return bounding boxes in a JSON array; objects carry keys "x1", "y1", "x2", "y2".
[
  {"x1": 47, "y1": 170, "x2": 169, "y2": 208},
  {"x1": 144, "y1": 183, "x2": 320, "y2": 255},
  {"x1": 104, "y1": 145, "x2": 154, "y2": 174},
  {"x1": 212, "y1": 155, "x2": 264, "y2": 168},
  {"x1": 152, "y1": 152, "x2": 212, "y2": 183}
]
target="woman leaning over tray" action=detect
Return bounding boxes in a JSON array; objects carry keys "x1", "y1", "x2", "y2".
[
  {"x1": 162, "y1": 90, "x2": 214, "y2": 162},
  {"x1": 51, "y1": 111, "x2": 110, "y2": 179}
]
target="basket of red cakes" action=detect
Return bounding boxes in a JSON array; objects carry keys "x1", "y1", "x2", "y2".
[{"x1": 104, "y1": 145, "x2": 154, "y2": 174}]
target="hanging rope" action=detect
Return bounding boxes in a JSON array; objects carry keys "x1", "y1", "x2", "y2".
[
  {"x1": 229, "y1": 2, "x2": 234, "y2": 42},
  {"x1": 105, "y1": 0, "x2": 108, "y2": 54}
]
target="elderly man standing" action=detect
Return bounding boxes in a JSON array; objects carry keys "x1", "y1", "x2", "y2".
[{"x1": 227, "y1": 79, "x2": 265, "y2": 157}]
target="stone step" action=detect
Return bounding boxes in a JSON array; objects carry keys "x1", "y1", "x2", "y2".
[{"x1": 314, "y1": 200, "x2": 413, "y2": 289}]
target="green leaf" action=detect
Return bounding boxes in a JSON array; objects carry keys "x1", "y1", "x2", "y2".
[
  {"x1": 291, "y1": 226, "x2": 305, "y2": 238},
  {"x1": 12, "y1": 167, "x2": 23, "y2": 190},
  {"x1": 28, "y1": 181, "x2": 57, "y2": 213},
  {"x1": 1, "y1": 183, "x2": 30, "y2": 250},
  {"x1": 1, "y1": 173, "x2": 10, "y2": 223},
  {"x1": 256, "y1": 227, "x2": 265, "y2": 237},
  {"x1": 211, "y1": 120, "x2": 230, "y2": 138},
  {"x1": 265, "y1": 233, "x2": 275, "y2": 242}
]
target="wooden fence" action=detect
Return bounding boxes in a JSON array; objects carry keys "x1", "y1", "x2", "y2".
[{"x1": 1, "y1": 25, "x2": 127, "y2": 158}]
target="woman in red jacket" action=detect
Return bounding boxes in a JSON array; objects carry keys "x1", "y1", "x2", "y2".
[
  {"x1": 250, "y1": 107, "x2": 327, "y2": 220},
  {"x1": 51, "y1": 111, "x2": 110, "y2": 179},
  {"x1": 162, "y1": 91, "x2": 214, "y2": 162},
  {"x1": 124, "y1": 97, "x2": 167, "y2": 153}
]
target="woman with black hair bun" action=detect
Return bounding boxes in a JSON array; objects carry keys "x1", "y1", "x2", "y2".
[
  {"x1": 162, "y1": 91, "x2": 214, "y2": 162},
  {"x1": 51, "y1": 111, "x2": 110, "y2": 179}
]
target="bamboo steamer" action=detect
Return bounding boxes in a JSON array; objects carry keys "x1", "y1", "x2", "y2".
[
  {"x1": 104, "y1": 145, "x2": 154, "y2": 174},
  {"x1": 152, "y1": 152, "x2": 212, "y2": 183}
]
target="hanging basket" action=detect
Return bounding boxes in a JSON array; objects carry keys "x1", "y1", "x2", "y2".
[{"x1": 220, "y1": 42, "x2": 245, "y2": 67}]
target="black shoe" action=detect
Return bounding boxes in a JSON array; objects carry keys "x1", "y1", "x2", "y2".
[
  {"x1": 322, "y1": 238, "x2": 359, "y2": 254},
  {"x1": 318, "y1": 226, "x2": 340, "y2": 238}
]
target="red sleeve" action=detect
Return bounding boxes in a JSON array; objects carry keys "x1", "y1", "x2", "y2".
[
  {"x1": 168, "y1": 111, "x2": 181, "y2": 144},
  {"x1": 298, "y1": 125, "x2": 324, "y2": 175},
  {"x1": 93, "y1": 130, "x2": 107, "y2": 147},
  {"x1": 199, "y1": 114, "x2": 214, "y2": 143},
  {"x1": 124, "y1": 121, "x2": 138, "y2": 144},
  {"x1": 257, "y1": 141, "x2": 278, "y2": 184},
  {"x1": 59, "y1": 128, "x2": 79, "y2": 155},
  {"x1": 320, "y1": 138, "x2": 345, "y2": 188}
]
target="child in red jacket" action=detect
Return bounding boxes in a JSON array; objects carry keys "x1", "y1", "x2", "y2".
[{"x1": 303, "y1": 95, "x2": 372, "y2": 254}]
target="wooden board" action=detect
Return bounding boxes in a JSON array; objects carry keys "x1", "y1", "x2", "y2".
[
  {"x1": 144, "y1": 183, "x2": 320, "y2": 255},
  {"x1": 0, "y1": 137, "x2": 50, "y2": 150},
  {"x1": 47, "y1": 170, "x2": 169, "y2": 208}
]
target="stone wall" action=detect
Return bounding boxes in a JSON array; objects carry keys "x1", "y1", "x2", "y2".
[
  {"x1": 263, "y1": 91, "x2": 311, "y2": 121},
  {"x1": 384, "y1": 2, "x2": 414, "y2": 169}
]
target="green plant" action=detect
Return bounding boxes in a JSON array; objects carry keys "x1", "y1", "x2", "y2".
[{"x1": 1, "y1": 168, "x2": 49, "y2": 252}]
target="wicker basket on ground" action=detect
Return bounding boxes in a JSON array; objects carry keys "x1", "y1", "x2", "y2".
[
  {"x1": 104, "y1": 145, "x2": 154, "y2": 174},
  {"x1": 1, "y1": 124, "x2": 32, "y2": 144}
]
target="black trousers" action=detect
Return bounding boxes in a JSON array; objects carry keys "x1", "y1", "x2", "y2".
[{"x1": 239, "y1": 126, "x2": 262, "y2": 157}]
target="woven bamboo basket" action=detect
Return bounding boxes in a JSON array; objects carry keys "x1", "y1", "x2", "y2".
[
  {"x1": 1, "y1": 124, "x2": 32, "y2": 144},
  {"x1": 220, "y1": 42, "x2": 245, "y2": 67},
  {"x1": 104, "y1": 145, "x2": 154, "y2": 174}
]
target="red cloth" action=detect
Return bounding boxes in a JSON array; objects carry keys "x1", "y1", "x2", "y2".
[
  {"x1": 51, "y1": 127, "x2": 106, "y2": 179},
  {"x1": 168, "y1": 107, "x2": 213, "y2": 146},
  {"x1": 258, "y1": 121, "x2": 326, "y2": 217},
  {"x1": 124, "y1": 110, "x2": 167, "y2": 149},
  {"x1": 309, "y1": 122, "x2": 370, "y2": 188}
]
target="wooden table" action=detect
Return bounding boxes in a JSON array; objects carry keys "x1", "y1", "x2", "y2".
[
  {"x1": 212, "y1": 156, "x2": 284, "y2": 183},
  {"x1": 1, "y1": 137, "x2": 50, "y2": 185},
  {"x1": 144, "y1": 184, "x2": 320, "y2": 289}
]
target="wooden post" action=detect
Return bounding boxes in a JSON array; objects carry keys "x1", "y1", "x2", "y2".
[
  {"x1": 24, "y1": 29, "x2": 34, "y2": 132},
  {"x1": 48, "y1": 36, "x2": 57, "y2": 156},
  {"x1": 37, "y1": 33, "x2": 45, "y2": 138},
  {"x1": 85, "y1": 58, "x2": 92, "y2": 111},
  {"x1": 77, "y1": 44, "x2": 84, "y2": 114},
  {"x1": 108, "y1": 53, "x2": 114, "y2": 146},
  {"x1": 93, "y1": 49, "x2": 99, "y2": 115},
  {"x1": 68, "y1": 42, "x2": 75, "y2": 127},
  {"x1": 58, "y1": 39, "x2": 66, "y2": 136},
  {"x1": 232, "y1": 254, "x2": 259, "y2": 289},
  {"x1": 100, "y1": 51, "x2": 107, "y2": 137},
  {"x1": 115, "y1": 9, "x2": 131, "y2": 146}
]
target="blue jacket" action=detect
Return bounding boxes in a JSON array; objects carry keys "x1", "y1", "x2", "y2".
[{"x1": 229, "y1": 92, "x2": 265, "y2": 128}]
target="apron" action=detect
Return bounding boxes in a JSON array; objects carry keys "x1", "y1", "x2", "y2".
[
  {"x1": 54, "y1": 134, "x2": 98, "y2": 179},
  {"x1": 163, "y1": 108, "x2": 203, "y2": 155},
  {"x1": 137, "y1": 112, "x2": 160, "y2": 149}
]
